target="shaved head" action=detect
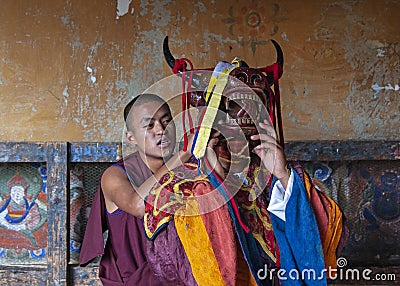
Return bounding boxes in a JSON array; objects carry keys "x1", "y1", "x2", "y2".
[{"x1": 124, "y1": 93, "x2": 170, "y2": 131}]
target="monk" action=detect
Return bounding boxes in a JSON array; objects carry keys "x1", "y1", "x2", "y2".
[{"x1": 79, "y1": 93, "x2": 193, "y2": 285}]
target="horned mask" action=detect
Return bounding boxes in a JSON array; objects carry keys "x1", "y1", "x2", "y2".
[{"x1": 163, "y1": 36, "x2": 284, "y2": 166}]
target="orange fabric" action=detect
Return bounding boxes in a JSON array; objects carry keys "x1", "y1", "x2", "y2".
[
  {"x1": 303, "y1": 172, "x2": 344, "y2": 278},
  {"x1": 175, "y1": 198, "x2": 225, "y2": 286},
  {"x1": 236, "y1": 239, "x2": 258, "y2": 286}
]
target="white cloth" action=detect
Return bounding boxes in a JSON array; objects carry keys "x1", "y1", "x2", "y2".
[{"x1": 267, "y1": 168, "x2": 294, "y2": 222}]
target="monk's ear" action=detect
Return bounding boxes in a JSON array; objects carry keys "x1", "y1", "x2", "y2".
[{"x1": 126, "y1": 130, "x2": 137, "y2": 145}]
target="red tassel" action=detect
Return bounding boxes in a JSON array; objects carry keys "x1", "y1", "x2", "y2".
[{"x1": 175, "y1": 58, "x2": 195, "y2": 151}]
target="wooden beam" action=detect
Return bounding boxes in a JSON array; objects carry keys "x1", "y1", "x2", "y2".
[
  {"x1": 0, "y1": 266, "x2": 47, "y2": 284},
  {"x1": 285, "y1": 141, "x2": 400, "y2": 161},
  {"x1": 69, "y1": 142, "x2": 121, "y2": 162},
  {"x1": 0, "y1": 142, "x2": 47, "y2": 162},
  {"x1": 46, "y1": 142, "x2": 69, "y2": 285}
]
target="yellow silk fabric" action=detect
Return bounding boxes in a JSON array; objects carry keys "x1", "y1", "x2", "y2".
[{"x1": 175, "y1": 198, "x2": 225, "y2": 286}]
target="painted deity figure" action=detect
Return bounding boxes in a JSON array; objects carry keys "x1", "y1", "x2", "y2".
[
  {"x1": 70, "y1": 165, "x2": 88, "y2": 261},
  {"x1": 349, "y1": 168, "x2": 400, "y2": 263},
  {"x1": 0, "y1": 170, "x2": 47, "y2": 253},
  {"x1": 0, "y1": 171, "x2": 41, "y2": 232},
  {"x1": 140, "y1": 37, "x2": 348, "y2": 286}
]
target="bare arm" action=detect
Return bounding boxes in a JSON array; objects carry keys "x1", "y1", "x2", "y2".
[
  {"x1": 102, "y1": 141, "x2": 193, "y2": 218},
  {"x1": 101, "y1": 166, "x2": 144, "y2": 217}
]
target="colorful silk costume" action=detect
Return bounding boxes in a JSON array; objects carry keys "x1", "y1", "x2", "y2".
[
  {"x1": 144, "y1": 159, "x2": 345, "y2": 285},
  {"x1": 79, "y1": 152, "x2": 163, "y2": 285}
]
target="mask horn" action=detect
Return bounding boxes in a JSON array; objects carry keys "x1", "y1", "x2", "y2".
[
  {"x1": 265, "y1": 39, "x2": 284, "y2": 85},
  {"x1": 163, "y1": 36, "x2": 176, "y2": 69},
  {"x1": 271, "y1": 39, "x2": 284, "y2": 66},
  {"x1": 162, "y1": 36, "x2": 202, "y2": 88}
]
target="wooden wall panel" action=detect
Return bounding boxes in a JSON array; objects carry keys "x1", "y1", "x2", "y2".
[
  {"x1": 0, "y1": 141, "x2": 399, "y2": 285},
  {"x1": 46, "y1": 143, "x2": 68, "y2": 285}
]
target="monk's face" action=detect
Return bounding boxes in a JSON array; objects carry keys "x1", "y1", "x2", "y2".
[{"x1": 126, "y1": 101, "x2": 176, "y2": 160}]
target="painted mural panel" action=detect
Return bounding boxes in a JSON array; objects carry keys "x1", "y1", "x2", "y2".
[
  {"x1": 0, "y1": 163, "x2": 47, "y2": 264},
  {"x1": 302, "y1": 161, "x2": 400, "y2": 267},
  {"x1": 69, "y1": 163, "x2": 109, "y2": 264},
  {"x1": 343, "y1": 161, "x2": 400, "y2": 267}
]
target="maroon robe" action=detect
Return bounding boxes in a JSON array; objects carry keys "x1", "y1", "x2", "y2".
[{"x1": 79, "y1": 152, "x2": 162, "y2": 285}]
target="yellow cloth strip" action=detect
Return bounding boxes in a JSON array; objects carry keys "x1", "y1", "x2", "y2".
[
  {"x1": 193, "y1": 60, "x2": 240, "y2": 159},
  {"x1": 175, "y1": 198, "x2": 225, "y2": 286}
]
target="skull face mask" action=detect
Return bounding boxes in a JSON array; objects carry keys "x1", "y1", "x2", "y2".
[{"x1": 163, "y1": 36, "x2": 284, "y2": 168}]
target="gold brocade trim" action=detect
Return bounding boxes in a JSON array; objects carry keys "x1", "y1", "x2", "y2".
[
  {"x1": 143, "y1": 172, "x2": 175, "y2": 238},
  {"x1": 185, "y1": 162, "x2": 198, "y2": 168},
  {"x1": 152, "y1": 172, "x2": 177, "y2": 216},
  {"x1": 239, "y1": 182, "x2": 273, "y2": 231},
  {"x1": 145, "y1": 168, "x2": 199, "y2": 238},
  {"x1": 253, "y1": 233, "x2": 277, "y2": 263},
  {"x1": 194, "y1": 174, "x2": 209, "y2": 182},
  {"x1": 144, "y1": 214, "x2": 171, "y2": 239},
  {"x1": 236, "y1": 167, "x2": 275, "y2": 259},
  {"x1": 239, "y1": 187, "x2": 274, "y2": 257}
]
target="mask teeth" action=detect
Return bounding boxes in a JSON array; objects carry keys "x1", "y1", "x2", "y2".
[
  {"x1": 228, "y1": 93, "x2": 258, "y2": 101},
  {"x1": 226, "y1": 117, "x2": 254, "y2": 125},
  {"x1": 240, "y1": 118, "x2": 254, "y2": 125}
]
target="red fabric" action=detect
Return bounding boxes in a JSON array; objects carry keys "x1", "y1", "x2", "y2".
[
  {"x1": 203, "y1": 156, "x2": 251, "y2": 233},
  {"x1": 176, "y1": 58, "x2": 194, "y2": 151},
  {"x1": 144, "y1": 162, "x2": 198, "y2": 237}
]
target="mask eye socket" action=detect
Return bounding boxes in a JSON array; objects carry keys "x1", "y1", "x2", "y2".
[
  {"x1": 251, "y1": 74, "x2": 264, "y2": 87},
  {"x1": 234, "y1": 72, "x2": 248, "y2": 84}
]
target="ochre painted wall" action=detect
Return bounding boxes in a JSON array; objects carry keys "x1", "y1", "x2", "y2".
[{"x1": 0, "y1": 0, "x2": 399, "y2": 142}]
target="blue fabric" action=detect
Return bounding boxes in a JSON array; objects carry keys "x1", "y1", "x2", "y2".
[
  {"x1": 270, "y1": 171, "x2": 326, "y2": 286},
  {"x1": 209, "y1": 61, "x2": 233, "y2": 84}
]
